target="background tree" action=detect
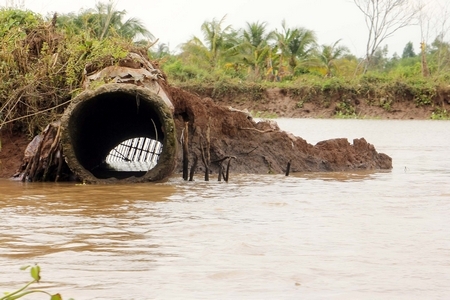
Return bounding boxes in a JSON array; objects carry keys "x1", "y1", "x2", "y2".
[
  {"x1": 430, "y1": 36, "x2": 450, "y2": 74},
  {"x1": 56, "y1": 0, "x2": 153, "y2": 41},
  {"x1": 275, "y1": 20, "x2": 317, "y2": 77},
  {"x1": 370, "y1": 45, "x2": 390, "y2": 72},
  {"x1": 239, "y1": 21, "x2": 276, "y2": 80},
  {"x1": 150, "y1": 43, "x2": 171, "y2": 60},
  {"x1": 353, "y1": 0, "x2": 420, "y2": 73},
  {"x1": 417, "y1": 0, "x2": 450, "y2": 75},
  {"x1": 402, "y1": 41, "x2": 416, "y2": 58},
  {"x1": 181, "y1": 15, "x2": 237, "y2": 70},
  {"x1": 315, "y1": 40, "x2": 349, "y2": 77},
  {"x1": 95, "y1": 0, "x2": 154, "y2": 40}
]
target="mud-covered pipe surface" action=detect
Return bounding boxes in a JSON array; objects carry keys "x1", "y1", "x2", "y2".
[{"x1": 60, "y1": 83, "x2": 177, "y2": 183}]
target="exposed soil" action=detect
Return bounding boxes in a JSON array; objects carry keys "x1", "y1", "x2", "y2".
[
  {"x1": 0, "y1": 131, "x2": 31, "y2": 178},
  {"x1": 262, "y1": 88, "x2": 435, "y2": 120},
  {"x1": 183, "y1": 87, "x2": 442, "y2": 120},
  {"x1": 0, "y1": 85, "x2": 409, "y2": 181},
  {"x1": 168, "y1": 86, "x2": 392, "y2": 178}
]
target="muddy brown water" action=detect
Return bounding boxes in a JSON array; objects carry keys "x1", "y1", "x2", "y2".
[{"x1": 1, "y1": 119, "x2": 449, "y2": 300}]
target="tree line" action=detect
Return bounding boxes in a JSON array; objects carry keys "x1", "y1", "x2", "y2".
[
  {"x1": 1, "y1": 0, "x2": 450, "y2": 135},
  {"x1": 155, "y1": 0, "x2": 450, "y2": 83},
  {"x1": 2, "y1": 0, "x2": 450, "y2": 83}
]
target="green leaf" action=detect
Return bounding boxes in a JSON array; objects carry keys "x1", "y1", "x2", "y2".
[
  {"x1": 30, "y1": 265, "x2": 41, "y2": 282},
  {"x1": 50, "y1": 293, "x2": 63, "y2": 300},
  {"x1": 19, "y1": 265, "x2": 30, "y2": 271}
]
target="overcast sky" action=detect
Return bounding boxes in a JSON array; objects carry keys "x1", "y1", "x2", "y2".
[{"x1": 2, "y1": 0, "x2": 437, "y2": 57}]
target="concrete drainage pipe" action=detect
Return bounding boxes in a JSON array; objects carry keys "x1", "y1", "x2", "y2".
[{"x1": 60, "y1": 83, "x2": 177, "y2": 183}]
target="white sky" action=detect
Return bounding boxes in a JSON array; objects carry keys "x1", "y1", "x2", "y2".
[{"x1": 1, "y1": 0, "x2": 436, "y2": 57}]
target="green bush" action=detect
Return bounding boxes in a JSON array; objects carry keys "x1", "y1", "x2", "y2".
[
  {"x1": 162, "y1": 59, "x2": 209, "y2": 82},
  {"x1": 0, "y1": 8, "x2": 42, "y2": 37},
  {"x1": 431, "y1": 108, "x2": 450, "y2": 120}
]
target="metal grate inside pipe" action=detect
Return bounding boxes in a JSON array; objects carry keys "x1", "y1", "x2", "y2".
[{"x1": 105, "y1": 137, "x2": 163, "y2": 172}]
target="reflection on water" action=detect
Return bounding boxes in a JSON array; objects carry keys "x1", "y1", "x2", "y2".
[
  {"x1": 1, "y1": 119, "x2": 450, "y2": 300},
  {"x1": 291, "y1": 170, "x2": 385, "y2": 181}
]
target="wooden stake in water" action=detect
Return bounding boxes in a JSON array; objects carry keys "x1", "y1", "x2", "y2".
[
  {"x1": 182, "y1": 122, "x2": 189, "y2": 181},
  {"x1": 189, "y1": 156, "x2": 198, "y2": 181},
  {"x1": 285, "y1": 161, "x2": 291, "y2": 176},
  {"x1": 225, "y1": 157, "x2": 236, "y2": 182}
]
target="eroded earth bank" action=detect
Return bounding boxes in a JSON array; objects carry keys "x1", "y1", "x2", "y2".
[{"x1": 0, "y1": 56, "x2": 392, "y2": 182}]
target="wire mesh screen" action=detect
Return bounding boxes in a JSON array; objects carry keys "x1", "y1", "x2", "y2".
[{"x1": 105, "y1": 137, "x2": 163, "y2": 172}]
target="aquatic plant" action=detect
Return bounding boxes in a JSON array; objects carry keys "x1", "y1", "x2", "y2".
[{"x1": 1, "y1": 264, "x2": 70, "y2": 300}]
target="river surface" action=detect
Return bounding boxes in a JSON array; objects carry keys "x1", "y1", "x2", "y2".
[{"x1": 1, "y1": 119, "x2": 449, "y2": 300}]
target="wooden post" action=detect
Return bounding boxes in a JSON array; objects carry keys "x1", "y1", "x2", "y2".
[
  {"x1": 200, "y1": 140, "x2": 209, "y2": 181},
  {"x1": 182, "y1": 122, "x2": 189, "y2": 180},
  {"x1": 199, "y1": 120, "x2": 211, "y2": 181},
  {"x1": 285, "y1": 161, "x2": 291, "y2": 176},
  {"x1": 225, "y1": 157, "x2": 235, "y2": 182},
  {"x1": 205, "y1": 119, "x2": 210, "y2": 181},
  {"x1": 189, "y1": 155, "x2": 198, "y2": 181},
  {"x1": 218, "y1": 163, "x2": 223, "y2": 181},
  {"x1": 204, "y1": 161, "x2": 210, "y2": 181}
]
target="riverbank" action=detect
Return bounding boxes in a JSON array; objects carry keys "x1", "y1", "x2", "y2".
[
  {"x1": 0, "y1": 88, "x2": 436, "y2": 178},
  {"x1": 1, "y1": 83, "x2": 446, "y2": 179},
  {"x1": 177, "y1": 85, "x2": 449, "y2": 120}
]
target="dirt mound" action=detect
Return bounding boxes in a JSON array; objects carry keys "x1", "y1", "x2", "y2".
[{"x1": 168, "y1": 86, "x2": 392, "y2": 176}]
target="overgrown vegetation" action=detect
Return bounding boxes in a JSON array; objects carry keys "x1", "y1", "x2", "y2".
[
  {"x1": 0, "y1": 1, "x2": 449, "y2": 140},
  {"x1": 0, "y1": 4, "x2": 149, "y2": 137}
]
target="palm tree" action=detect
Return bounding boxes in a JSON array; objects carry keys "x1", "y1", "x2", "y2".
[
  {"x1": 316, "y1": 40, "x2": 349, "y2": 77},
  {"x1": 181, "y1": 15, "x2": 237, "y2": 69},
  {"x1": 180, "y1": 36, "x2": 211, "y2": 69},
  {"x1": 57, "y1": 0, "x2": 154, "y2": 41},
  {"x1": 242, "y1": 21, "x2": 274, "y2": 48},
  {"x1": 96, "y1": 0, "x2": 154, "y2": 40},
  {"x1": 275, "y1": 20, "x2": 317, "y2": 76},
  {"x1": 239, "y1": 21, "x2": 276, "y2": 80},
  {"x1": 150, "y1": 43, "x2": 171, "y2": 59}
]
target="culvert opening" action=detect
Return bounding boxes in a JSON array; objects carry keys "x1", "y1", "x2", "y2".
[{"x1": 61, "y1": 84, "x2": 177, "y2": 183}]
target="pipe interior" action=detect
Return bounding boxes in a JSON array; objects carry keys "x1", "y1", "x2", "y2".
[{"x1": 67, "y1": 90, "x2": 164, "y2": 179}]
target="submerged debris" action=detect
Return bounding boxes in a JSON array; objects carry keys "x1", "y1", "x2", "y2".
[{"x1": 15, "y1": 121, "x2": 70, "y2": 182}]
